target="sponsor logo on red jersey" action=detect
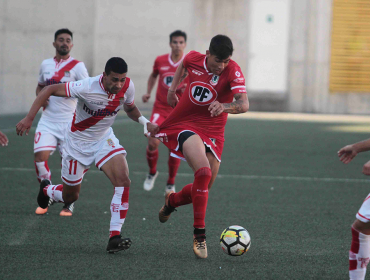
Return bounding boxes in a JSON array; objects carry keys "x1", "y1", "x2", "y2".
[
  {"x1": 189, "y1": 82, "x2": 217, "y2": 106},
  {"x1": 162, "y1": 72, "x2": 175, "y2": 88}
]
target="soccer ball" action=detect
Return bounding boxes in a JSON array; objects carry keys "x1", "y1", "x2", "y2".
[{"x1": 220, "y1": 225, "x2": 251, "y2": 256}]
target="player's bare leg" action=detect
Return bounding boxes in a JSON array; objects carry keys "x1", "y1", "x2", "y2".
[
  {"x1": 34, "y1": 150, "x2": 52, "y2": 214},
  {"x1": 144, "y1": 137, "x2": 160, "y2": 191},
  {"x1": 101, "y1": 154, "x2": 132, "y2": 253},
  {"x1": 350, "y1": 219, "x2": 370, "y2": 280}
]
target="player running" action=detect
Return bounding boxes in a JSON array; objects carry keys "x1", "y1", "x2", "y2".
[
  {"x1": 34, "y1": 28, "x2": 89, "y2": 216},
  {"x1": 142, "y1": 30, "x2": 187, "y2": 194},
  {"x1": 154, "y1": 35, "x2": 249, "y2": 258},
  {"x1": 16, "y1": 57, "x2": 157, "y2": 253},
  {"x1": 338, "y1": 139, "x2": 370, "y2": 280}
]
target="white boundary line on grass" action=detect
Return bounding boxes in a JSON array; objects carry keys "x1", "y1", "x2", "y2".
[
  {"x1": 1, "y1": 167, "x2": 369, "y2": 184},
  {"x1": 8, "y1": 217, "x2": 39, "y2": 246}
]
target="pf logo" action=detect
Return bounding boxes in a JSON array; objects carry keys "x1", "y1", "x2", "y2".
[
  {"x1": 189, "y1": 82, "x2": 217, "y2": 106},
  {"x1": 162, "y1": 72, "x2": 175, "y2": 88}
]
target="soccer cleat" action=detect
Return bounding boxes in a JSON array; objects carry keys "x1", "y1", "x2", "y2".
[
  {"x1": 159, "y1": 191, "x2": 176, "y2": 223},
  {"x1": 106, "y1": 235, "x2": 132, "y2": 254},
  {"x1": 193, "y1": 234, "x2": 208, "y2": 259},
  {"x1": 35, "y1": 198, "x2": 54, "y2": 215},
  {"x1": 165, "y1": 184, "x2": 176, "y2": 195},
  {"x1": 143, "y1": 171, "x2": 159, "y2": 191},
  {"x1": 37, "y1": 179, "x2": 51, "y2": 209},
  {"x1": 60, "y1": 203, "x2": 74, "y2": 216}
]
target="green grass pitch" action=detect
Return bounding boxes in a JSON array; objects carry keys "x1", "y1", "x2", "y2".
[{"x1": 1, "y1": 113, "x2": 370, "y2": 279}]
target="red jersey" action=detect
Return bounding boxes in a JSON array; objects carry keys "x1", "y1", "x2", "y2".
[
  {"x1": 152, "y1": 53, "x2": 186, "y2": 113},
  {"x1": 159, "y1": 51, "x2": 246, "y2": 146}
]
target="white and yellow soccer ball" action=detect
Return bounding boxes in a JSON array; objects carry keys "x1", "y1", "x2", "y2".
[{"x1": 220, "y1": 225, "x2": 251, "y2": 256}]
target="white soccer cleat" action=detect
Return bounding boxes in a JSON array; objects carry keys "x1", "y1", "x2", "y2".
[
  {"x1": 143, "y1": 171, "x2": 159, "y2": 191},
  {"x1": 165, "y1": 184, "x2": 176, "y2": 195}
]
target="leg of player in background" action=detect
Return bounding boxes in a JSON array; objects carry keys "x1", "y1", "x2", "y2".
[
  {"x1": 34, "y1": 150, "x2": 52, "y2": 214},
  {"x1": 166, "y1": 152, "x2": 181, "y2": 194},
  {"x1": 101, "y1": 154, "x2": 132, "y2": 253},
  {"x1": 350, "y1": 219, "x2": 370, "y2": 279},
  {"x1": 144, "y1": 137, "x2": 160, "y2": 191}
]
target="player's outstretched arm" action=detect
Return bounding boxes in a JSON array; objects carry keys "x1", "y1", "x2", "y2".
[
  {"x1": 16, "y1": 84, "x2": 66, "y2": 136},
  {"x1": 167, "y1": 61, "x2": 187, "y2": 108},
  {"x1": 142, "y1": 72, "x2": 158, "y2": 103},
  {"x1": 338, "y1": 139, "x2": 370, "y2": 164},
  {"x1": 0, "y1": 130, "x2": 9, "y2": 146},
  {"x1": 124, "y1": 103, "x2": 159, "y2": 137},
  {"x1": 36, "y1": 84, "x2": 49, "y2": 108},
  {"x1": 209, "y1": 92, "x2": 249, "y2": 117}
]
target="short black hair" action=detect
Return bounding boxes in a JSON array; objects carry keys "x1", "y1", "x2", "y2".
[
  {"x1": 54, "y1": 28, "x2": 73, "y2": 41},
  {"x1": 209, "y1": 35, "x2": 234, "y2": 60},
  {"x1": 170, "y1": 30, "x2": 187, "y2": 43},
  {"x1": 105, "y1": 57, "x2": 128, "y2": 75}
]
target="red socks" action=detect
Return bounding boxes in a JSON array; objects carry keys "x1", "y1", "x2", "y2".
[
  {"x1": 146, "y1": 147, "x2": 158, "y2": 175},
  {"x1": 170, "y1": 183, "x2": 193, "y2": 207},
  {"x1": 191, "y1": 167, "x2": 212, "y2": 229},
  {"x1": 167, "y1": 156, "x2": 180, "y2": 185}
]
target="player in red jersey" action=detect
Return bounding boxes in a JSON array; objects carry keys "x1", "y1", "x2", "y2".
[
  {"x1": 154, "y1": 35, "x2": 249, "y2": 258},
  {"x1": 34, "y1": 29, "x2": 89, "y2": 216},
  {"x1": 142, "y1": 30, "x2": 187, "y2": 194},
  {"x1": 0, "y1": 130, "x2": 8, "y2": 146},
  {"x1": 16, "y1": 57, "x2": 158, "y2": 253},
  {"x1": 339, "y1": 139, "x2": 370, "y2": 280}
]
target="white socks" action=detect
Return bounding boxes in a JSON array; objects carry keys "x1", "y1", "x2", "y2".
[
  {"x1": 109, "y1": 187, "x2": 130, "y2": 237},
  {"x1": 350, "y1": 227, "x2": 370, "y2": 280},
  {"x1": 34, "y1": 161, "x2": 51, "y2": 183}
]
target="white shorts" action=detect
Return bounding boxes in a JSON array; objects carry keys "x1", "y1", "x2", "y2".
[
  {"x1": 61, "y1": 129, "x2": 126, "y2": 186},
  {"x1": 356, "y1": 193, "x2": 370, "y2": 223},
  {"x1": 34, "y1": 118, "x2": 69, "y2": 157}
]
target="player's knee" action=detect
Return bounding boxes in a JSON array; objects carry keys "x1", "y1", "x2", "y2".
[
  {"x1": 353, "y1": 219, "x2": 370, "y2": 234},
  {"x1": 148, "y1": 140, "x2": 159, "y2": 151},
  {"x1": 114, "y1": 176, "x2": 131, "y2": 188},
  {"x1": 34, "y1": 153, "x2": 48, "y2": 162}
]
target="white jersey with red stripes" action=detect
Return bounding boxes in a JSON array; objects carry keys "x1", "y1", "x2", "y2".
[
  {"x1": 38, "y1": 56, "x2": 89, "y2": 122},
  {"x1": 65, "y1": 74, "x2": 135, "y2": 141}
]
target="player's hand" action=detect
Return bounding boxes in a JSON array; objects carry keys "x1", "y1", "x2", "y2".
[
  {"x1": 208, "y1": 101, "x2": 225, "y2": 117},
  {"x1": 42, "y1": 99, "x2": 49, "y2": 109},
  {"x1": 146, "y1": 122, "x2": 159, "y2": 137},
  {"x1": 16, "y1": 116, "x2": 33, "y2": 136},
  {"x1": 167, "y1": 90, "x2": 179, "y2": 108},
  {"x1": 0, "y1": 130, "x2": 8, "y2": 146},
  {"x1": 142, "y1": 94, "x2": 151, "y2": 103},
  {"x1": 363, "y1": 160, "x2": 370, "y2": 175},
  {"x1": 338, "y1": 145, "x2": 358, "y2": 164}
]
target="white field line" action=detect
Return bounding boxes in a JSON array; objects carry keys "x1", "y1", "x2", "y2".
[{"x1": 1, "y1": 167, "x2": 369, "y2": 184}]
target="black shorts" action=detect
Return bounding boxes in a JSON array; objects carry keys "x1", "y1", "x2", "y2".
[{"x1": 178, "y1": 131, "x2": 212, "y2": 154}]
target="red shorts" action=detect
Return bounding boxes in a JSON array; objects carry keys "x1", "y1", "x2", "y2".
[
  {"x1": 155, "y1": 127, "x2": 224, "y2": 162},
  {"x1": 150, "y1": 106, "x2": 172, "y2": 126}
]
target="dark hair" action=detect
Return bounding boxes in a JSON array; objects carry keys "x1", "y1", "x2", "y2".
[
  {"x1": 209, "y1": 35, "x2": 234, "y2": 60},
  {"x1": 170, "y1": 30, "x2": 187, "y2": 43},
  {"x1": 105, "y1": 57, "x2": 128, "y2": 75},
  {"x1": 54, "y1": 28, "x2": 73, "y2": 41}
]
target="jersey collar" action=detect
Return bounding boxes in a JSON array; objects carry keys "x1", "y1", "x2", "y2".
[
  {"x1": 203, "y1": 57, "x2": 213, "y2": 75},
  {"x1": 99, "y1": 75, "x2": 125, "y2": 98},
  {"x1": 168, "y1": 53, "x2": 185, "y2": 67}
]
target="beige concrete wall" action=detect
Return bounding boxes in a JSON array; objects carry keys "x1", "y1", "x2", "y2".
[{"x1": 1, "y1": 0, "x2": 369, "y2": 116}]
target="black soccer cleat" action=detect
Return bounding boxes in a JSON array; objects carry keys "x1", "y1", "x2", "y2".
[
  {"x1": 37, "y1": 179, "x2": 51, "y2": 209},
  {"x1": 106, "y1": 235, "x2": 132, "y2": 254}
]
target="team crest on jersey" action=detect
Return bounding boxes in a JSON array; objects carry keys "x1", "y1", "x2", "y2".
[
  {"x1": 107, "y1": 138, "x2": 115, "y2": 148},
  {"x1": 189, "y1": 82, "x2": 218, "y2": 106},
  {"x1": 64, "y1": 71, "x2": 70, "y2": 77},
  {"x1": 162, "y1": 72, "x2": 175, "y2": 88},
  {"x1": 210, "y1": 75, "x2": 219, "y2": 86}
]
